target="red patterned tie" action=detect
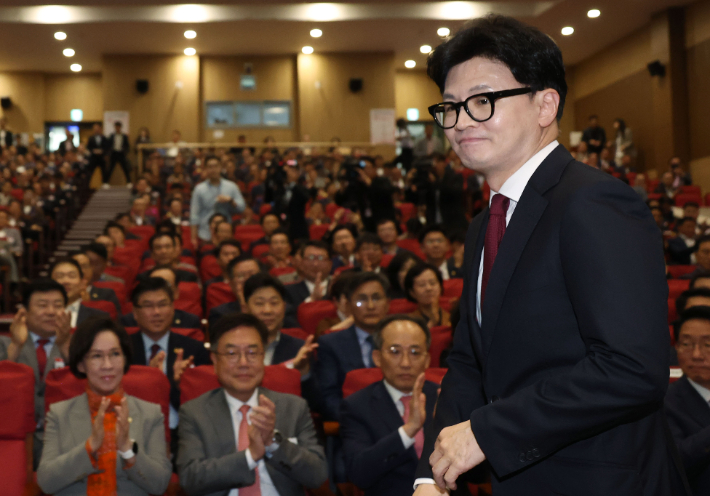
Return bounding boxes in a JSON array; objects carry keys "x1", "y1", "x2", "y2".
[
  {"x1": 36, "y1": 339, "x2": 50, "y2": 377},
  {"x1": 400, "y1": 395, "x2": 424, "y2": 458},
  {"x1": 481, "y1": 194, "x2": 510, "y2": 304},
  {"x1": 238, "y1": 405, "x2": 262, "y2": 496}
]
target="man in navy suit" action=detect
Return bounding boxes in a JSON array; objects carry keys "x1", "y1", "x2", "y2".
[
  {"x1": 105, "y1": 120, "x2": 131, "y2": 187},
  {"x1": 314, "y1": 272, "x2": 390, "y2": 420},
  {"x1": 340, "y1": 315, "x2": 438, "y2": 496},
  {"x1": 87, "y1": 122, "x2": 108, "y2": 180},
  {"x1": 49, "y1": 259, "x2": 109, "y2": 326},
  {"x1": 668, "y1": 217, "x2": 698, "y2": 265},
  {"x1": 71, "y1": 250, "x2": 122, "y2": 317},
  {"x1": 207, "y1": 255, "x2": 262, "y2": 328},
  {"x1": 415, "y1": 15, "x2": 685, "y2": 496},
  {"x1": 666, "y1": 306, "x2": 710, "y2": 495},
  {"x1": 285, "y1": 240, "x2": 332, "y2": 307}
]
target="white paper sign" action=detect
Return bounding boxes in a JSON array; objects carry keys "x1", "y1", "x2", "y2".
[
  {"x1": 370, "y1": 108, "x2": 396, "y2": 145},
  {"x1": 104, "y1": 111, "x2": 130, "y2": 136}
]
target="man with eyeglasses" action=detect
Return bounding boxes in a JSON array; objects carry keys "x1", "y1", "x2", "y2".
[
  {"x1": 340, "y1": 315, "x2": 438, "y2": 496},
  {"x1": 177, "y1": 312, "x2": 328, "y2": 496},
  {"x1": 418, "y1": 225, "x2": 451, "y2": 280},
  {"x1": 128, "y1": 277, "x2": 211, "y2": 454},
  {"x1": 314, "y1": 272, "x2": 390, "y2": 421},
  {"x1": 285, "y1": 240, "x2": 333, "y2": 307},
  {"x1": 666, "y1": 306, "x2": 710, "y2": 494},
  {"x1": 415, "y1": 15, "x2": 679, "y2": 496}
]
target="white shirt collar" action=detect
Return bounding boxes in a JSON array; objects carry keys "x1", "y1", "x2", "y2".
[
  {"x1": 688, "y1": 378, "x2": 710, "y2": 403},
  {"x1": 492, "y1": 140, "x2": 559, "y2": 203},
  {"x1": 382, "y1": 378, "x2": 411, "y2": 405},
  {"x1": 224, "y1": 387, "x2": 260, "y2": 414}
]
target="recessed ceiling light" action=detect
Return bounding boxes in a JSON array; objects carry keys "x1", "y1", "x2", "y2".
[
  {"x1": 184, "y1": 47, "x2": 197, "y2": 56},
  {"x1": 54, "y1": 31, "x2": 67, "y2": 41},
  {"x1": 437, "y1": 27, "x2": 450, "y2": 37},
  {"x1": 310, "y1": 28, "x2": 323, "y2": 38},
  {"x1": 302, "y1": 46, "x2": 314, "y2": 54},
  {"x1": 561, "y1": 26, "x2": 574, "y2": 36},
  {"x1": 184, "y1": 30, "x2": 197, "y2": 39},
  {"x1": 420, "y1": 45, "x2": 432, "y2": 54},
  {"x1": 63, "y1": 48, "x2": 75, "y2": 57},
  {"x1": 587, "y1": 9, "x2": 601, "y2": 18},
  {"x1": 70, "y1": 63, "x2": 82, "y2": 72},
  {"x1": 405, "y1": 60, "x2": 416, "y2": 69}
]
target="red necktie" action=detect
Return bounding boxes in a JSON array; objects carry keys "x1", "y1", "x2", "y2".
[
  {"x1": 481, "y1": 194, "x2": 510, "y2": 304},
  {"x1": 150, "y1": 344, "x2": 161, "y2": 360},
  {"x1": 36, "y1": 339, "x2": 50, "y2": 377},
  {"x1": 238, "y1": 405, "x2": 262, "y2": 496},
  {"x1": 400, "y1": 395, "x2": 424, "y2": 458}
]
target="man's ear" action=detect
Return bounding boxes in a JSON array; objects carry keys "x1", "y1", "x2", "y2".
[
  {"x1": 372, "y1": 349, "x2": 382, "y2": 368},
  {"x1": 537, "y1": 89, "x2": 560, "y2": 128}
]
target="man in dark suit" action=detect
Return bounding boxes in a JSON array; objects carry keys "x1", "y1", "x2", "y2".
[
  {"x1": 248, "y1": 212, "x2": 281, "y2": 254},
  {"x1": 425, "y1": 153, "x2": 468, "y2": 233},
  {"x1": 57, "y1": 130, "x2": 76, "y2": 157},
  {"x1": 314, "y1": 272, "x2": 390, "y2": 420},
  {"x1": 341, "y1": 315, "x2": 438, "y2": 496},
  {"x1": 71, "y1": 251, "x2": 122, "y2": 318},
  {"x1": 207, "y1": 255, "x2": 262, "y2": 328},
  {"x1": 682, "y1": 236, "x2": 710, "y2": 280},
  {"x1": 104, "y1": 120, "x2": 131, "y2": 187},
  {"x1": 128, "y1": 277, "x2": 211, "y2": 453},
  {"x1": 87, "y1": 122, "x2": 108, "y2": 180},
  {"x1": 285, "y1": 240, "x2": 332, "y2": 307},
  {"x1": 415, "y1": 16, "x2": 685, "y2": 496},
  {"x1": 177, "y1": 313, "x2": 328, "y2": 496},
  {"x1": 666, "y1": 306, "x2": 710, "y2": 495},
  {"x1": 49, "y1": 258, "x2": 110, "y2": 325},
  {"x1": 274, "y1": 162, "x2": 310, "y2": 242},
  {"x1": 137, "y1": 232, "x2": 199, "y2": 285},
  {"x1": 668, "y1": 217, "x2": 698, "y2": 265},
  {"x1": 0, "y1": 117, "x2": 12, "y2": 148}
]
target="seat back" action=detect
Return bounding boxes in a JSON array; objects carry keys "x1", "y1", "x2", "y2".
[
  {"x1": 667, "y1": 279, "x2": 690, "y2": 301},
  {"x1": 297, "y1": 300, "x2": 337, "y2": 335},
  {"x1": 429, "y1": 329, "x2": 454, "y2": 368},
  {"x1": 206, "y1": 282, "x2": 236, "y2": 313},
  {"x1": 668, "y1": 298, "x2": 677, "y2": 324},
  {"x1": 667, "y1": 265, "x2": 696, "y2": 279},
  {"x1": 342, "y1": 367, "x2": 449, "y2": 398},
  {"x1": 675, "y1": 193, "x2": 702, "y2": 207},
  {"x1": 442, "y1": 279, "x2": 464, "y2": 298},
  {"x1": 180, "y1": 365, "x2": 302, "y2": 404},
  {"x1": 199, "y1": 255, "x2": 222, "y2": 282},
  {"x1": 380, "y1": 253, "x2": 394, "y2": 268},
  {"x1": 388, "y1": 298, "x2": 417, "y2": 315},
  {"x1": 309, "y1": 224, "x2": 330, "y2": 241},
  {"x1": 124, "y1": 326, "x2": 204, "y2": 342},
  {"x1": 93, "y1": 280, "x2": 127, "y2": 303},
  {"x1": 281, "y1": 328, "x2": 310, "y2": 341},
  {"x1": 81, "y1": 300, "x2": 116, "y2": 319},
  {"x1": 270, "y1": 266, "x2": 296, "y2": 277},
  {"x1": 252, "y1": 244, "x2": 270, "y2": 259},
  {"x1": 176, "y1": 282, "x2": 203, "y2": 317}
]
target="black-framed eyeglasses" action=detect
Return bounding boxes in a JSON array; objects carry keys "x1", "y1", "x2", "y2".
[{"x1": 428, "y1": 87, "x2": 533, "y2": 129}]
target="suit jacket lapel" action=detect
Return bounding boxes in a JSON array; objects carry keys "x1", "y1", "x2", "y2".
[
  {"x1": 21, "y1": 338, "x2": 40, "y2": 381},
  {"x1": 68, "y1": 394, "x2": 93, "y2": 449},
  {"x1": 345, "y1": 326, "x2": 367, "y2": 369},
  {"x1": 207, "y1": 390, "x2": 237, "y2": 455},
  {"x1": 166, "y1": 333, "x2": 177, "y2": 387},
  {"x1": 481, "y1": 145, "x2": 573, "y2": 355},
  {"x1": 679, "y1": 377, "x2": 710, "y2": 427},
  {"x1": 131, "y1": 333, "x2": 147, "y2": 366},
  {"x1": 468, "y1": 213, "x2": 487, "y2": 355},
  {"x1": 372, "y1": 381, "x2": 406, "y2": 434}
]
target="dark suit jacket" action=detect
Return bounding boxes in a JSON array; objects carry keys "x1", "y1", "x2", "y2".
[
  {"x1": 340, "y1": 380, "x2": 438, "y2": 496},
  {"x1": 425, "y1": 167, "x2": 467, "y2": 232},
  {"x1": 314, "y1": 325, "x2": 370, "y2": 420},
  {"x1": 120, "y1": 309, "x2": 201, "y2": 329},
  {"x1": 207, "y1": 301, "x2": 241, "y2": 329},
  {"x1": 77, "y1": 304, "x2": 108, "y2": 327},
  {"x1": 285, "y1": 280, "x2": 310, "y2": 307},
  {"x1": 668, "y1": 237, "x2": 696, "y2": 266},
  {"x1": 273, "y1": 332, "x2": 304, "y2": 365},
  {"x1": 88, "y1": 286, "x2": 122, "y2": 317},
  {"x1": 446, "y1": 257, "x2": 463, "y2": 279},
  {"x1": 666, "y1": 376, "x2": 710, "y2": 494},
  {"x1": 129, "y1": 331, "x2": 211, "y2": 411},
  {"x1": 416, "y1": 145, "x2": 685, "y2": 495}
]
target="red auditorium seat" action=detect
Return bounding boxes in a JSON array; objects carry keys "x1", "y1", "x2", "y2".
[
  {"x1": 252, "y1": 244, "x2": 270, "y2": 259},
  {"x1": 443, "y1": 278, "x2": 464, "y2": 298},
  {"x1": 270, "y1": 266, "x2": 297, "y2": 277},
  {"x1": 123, "y1": 326, "x2": 204, "y2": 341},
  {"x1": 298, "y1": 300, "x2": 338, "y2": 335},
  {"x1": 199, "y1": 255, "x2": 222, "y2": 281},
  {"x1": 182, "y1": 225, "x2": 194, "y2": 251},
  {"x1": 235, "y1": 224, "x2": 265, "y2": 237},
  {"x1": 309, "y1": 223, "x2": 330, "y2": 241},
  {"x1": 81, "y1": 299, "x2": 117, "y2": 319},
  {"x1": 93, "y1": 280, "x2": 127, "y2": 303},
  {"x1": 0, "y1": 362, "x2": 35, "y2": 496},
  {"x1": 429, "y1": 328, "x2": 454, "y2": 368},
  {"x1": 388, "y1": 298, "x2": 417, "y2": 314},
  {"x1": 129, "y1": 225, "x2": 156, "y2": 240},
  {"x1": 398, "y1": 203, "x2": 416, "y2": 223},
  {"x1": 180, "y1": 365, "x2": 302, "y2": 403},
  {"x1": 325, "y1": 203, "x2": 340, "y2": 220},
  {"x1": 45, "y1": 365, "x2": 171, "y2": 442},
  {"x1": 380, "y1": 253, "x2": 394, "y2": 268},
  {"x1": 667, "y1": 265, "x2": 696, "y2": 279},
  {"x1": 206, "y1": 282, "x2": 235, "y2": 313},
  {"x1": 675, "y1": 193, "x2": 702, "y2": 207},
  {"x1": 342, "y1": 367, "x2": 447, "y2": 398},
  {"x1": 669, "y1": 324, "x2": 676, "y2": 346},
  {"x1": 668, "y1": 279, "x2": 690, "y2": 300},
  {"x1": 668, "y1": 299, "x2": 677, "y2": 324},
  {"x1": 680, "y1": 185, "x2": 702, "y2": 197},
  {"x1": 236, "y1": 232, "x2": 265, "y2": 253},
  {"x1": 282, "y1": 327, "x2": 310, "y2": 341},
  {"x1": 396, "y1": 239, "x2": 426, "y2": 260},
  {"x1": 333, "y1": 265, "x2": 355, "y2": 276},
  {"x1": 646, "y1": 179, "x2": 660, "y2": 193},
  {"x1": 439, "y1": 296, "x2": 453, "y2": 312},
  {"x1": 104, "y1": 263, "x2": 136, "y2": 287},
  {"x1": 176, "y1": 282, "x2": 203, "y2": 317},
  {"x1": 259, "y1": 204, "x2": 272, "y2": 216}
]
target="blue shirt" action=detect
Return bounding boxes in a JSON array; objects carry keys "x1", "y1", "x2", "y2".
[
  {"x1": 140, "y1": 332, "x2": 180, "y2": 429},
  {"x1": 189, "y1": 178, "x2": 246, "y2": 240},
  {"x1": 354, "y1": 326, "x2": 373, "y2": 368}
]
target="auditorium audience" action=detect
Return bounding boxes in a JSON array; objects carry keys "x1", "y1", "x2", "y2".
[
  {"x1": 329, "y1": 224, "x2": 358, "y2": 273},
  {"x1": 418, "y1": 225, "x2": 451, "y2": 280},
  {"x1": 376, "y1": 219, "x2": 401, "y2": 255},
  {"x1": 248, "y1": 212, "x2": 281, "y2": 253},
  {"x1": 177, "y1": 313, "x2": 328, "y2": 496},
  {"x1": 140, "y1": 232, "x2": 199, "y2": 284},
  {"x1": 386, "y1": 251, "x2": 420, "y2": 299},
  {"x1": 207, "y1": 255, "x2": 262, "y2": 328},
  {"x1": 315, "y1": 272, "x2": 356, "y2": 336},
  {"x1": 36, "y1": 316, "x2": 172, "y2": 496},
  {"x1": 50, "y1": 259, "x2": 109, "y2": 326},
  {"x1": 84, "y1": 241, "x2": 124, "y2": 284},
  {"x1": 265, "y1": 228, "x2": 293, "y2": 269},
  {"x1": 668, "y1": 217, "x2": 698, "y2": 265},
  {"x1": 691, "y1": 271, "x2": 710, "y2": 290},
  {"x1": 355, "y1": 232, "x2": 384, "y2": 273},
  {"x1": 71, "y1": 251, "x2": 122, "y2": 317},
  {"x1": 285, "y1": 240, "x2": 332, "y2": 307},
  {"x1": 682, "y1": 236, "x2": 710, "y2": 279},
  {"x1": 205, "y1": 239, "x2": 242, "y2": 287},
  {"x1": 404, "y1": 263, "x2": 451, "y2": 328}
]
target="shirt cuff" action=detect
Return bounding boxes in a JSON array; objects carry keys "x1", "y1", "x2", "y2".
[
  {"x1": 413, "y1": 478, "x2": 436, "y2": 490},
  {"x1": 264, "y1": 442, "x2": 280, "y2": 458},
  {"x1": 398, "y1": 426, "x2": 416, "y2": 449},
  {"x1": 244, "y1": 448, "x2": 258, "y2": 470}
]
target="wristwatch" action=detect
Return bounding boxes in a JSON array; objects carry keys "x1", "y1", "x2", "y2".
[
  {"x1": 118, "y1": 440, "x2": 138, "y2": 459},
  {"x1": 271, "y1": 430, "x2": 283, "y2": 444}
]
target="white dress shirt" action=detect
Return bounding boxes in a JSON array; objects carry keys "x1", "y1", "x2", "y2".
[
  {"x1": 224, "y1": 388, "x2": 280, "y2": 496},
  {"x1": 113, "y1": 134, "x2": 124, "y2": 152},
  {"x1": 382, "y1": 379, "x2": 417, "y2": 449},
  {"x1": 438, "y1": 261, "x2": 450, "y2": 281},
  {"x1": 65, "y1": 299, "x2": 82, "y2": 328},
  {"x1": 264, "y1": 332, "x2": 281, "y2": 366},
  {"x1": 688, "y1": 378, "x2": 710, "y2": 405}
]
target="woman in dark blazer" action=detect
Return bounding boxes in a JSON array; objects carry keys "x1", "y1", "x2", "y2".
[
  {"x1": 37, "y1": 317, "x2": 171, "y2": 496},
  {"x1": 405, "y1": 263, "x2": 451, "y2": 328}
]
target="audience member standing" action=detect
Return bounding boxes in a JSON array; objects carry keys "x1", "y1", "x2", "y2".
[
  {"x1": 413, "y1": 124, "x2": 444, "y2": 159},
  {"x1": 612, "y1": 118, "x2": 635, "y2": 164},
  {"x1": 581, "y1": 115, "x2": 606, "y2": 155},
  {"x1": 104, "y1": 121, "x2": 131, "y2": 188},
  {"x1": 87, "y1": 123, "x2": 108, "y2": 183}
]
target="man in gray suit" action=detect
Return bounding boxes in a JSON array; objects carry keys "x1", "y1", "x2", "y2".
[
  {"x1": 177, "y1": 312, "x2": 328, "y2": 496},
  {"x1": 0, "y1": 279, "x2": 73, "y2": 467}
]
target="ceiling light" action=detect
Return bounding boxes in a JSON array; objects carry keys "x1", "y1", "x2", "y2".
[
  {"x1": 437, "y1": 27, "x2": 450, "y2": 37},
  {"x1": 302, "y1": 46, "x2": 314, "y2": 54},
  {"x1": 561, "y1": 26, "x2": 574, "y2": 36},
  {"x1": 587, "y1": 9, "x2": 601, "y2": 18},
  {"x1": 310, "y1": 28, "x2": 323, "y2": 38},
  {"x1": 420, "y1": 45, "x2": 432, "y2": 54},
  {"x1": 70, "y1": 64, "x2": 82, "y2": 72},
  {"x1": 184, "y1": 30, "x2": 197, "y2": 39},
  {"x1": 54, "y1": 31, "x2": 67, "y2": 41},
  {"x1": 63, "y1": 48, "x2": 75, "y2": 57},
  {"x1": 184, "y1": 47, "x2": 197, "y2": 56},
  {"x1": 405, "y1": 60, "x2": 416, "y2": 69}
]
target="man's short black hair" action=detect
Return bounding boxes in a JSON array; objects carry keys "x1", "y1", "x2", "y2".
[
  {"x1": 676, "y1": 288, "x2": 710, "y2": 314},
  {"x1": 148, "y1": 265, "x2": 178, "y2": 285},
  {"x1": 403, "y1": 262, "x2": 444, "y2": 303},
  {"x1": 214, "y1": 239, "x2": 241, "y2": 258},
  {"x1": 448, "y1": 229, "x2": 466, "y2": 245},
  {"x1": 69, "y1": 317, "x2": 132, "y2": 379},
  {"x1": 84, "y1": 242, "x2": 108, "y2": 261},
  {"x1": 683, "y1": 202, "x2": 700, "y2": 210},
  {"x1": 677, "y1": 217, "x2": 697, "y2": 228},
  {"x1": 50, "y1": 258, "x2": 84, "y2": 280},
  {"x1": 131, "y1": 277, "x2": 174, "y2": 305},
  {"x1": 104, "y1": 220, "x2": 125, "y2": 235},
  {"x1": 329, "y1": 224, "x2": 358, "y2": 247},
  {"x1": 418, "y1": 224, "x2": 448, "y2": 245},
  {"x1": 695, "y1": 235, "x2": 710, "y2": 252},
  {"x1": 204, "y1": 155, "x2": 220, "y2": 166},
  {"x1": 673, "y1": 305, "x2": 710, "y2": 343},
  {"x1": 298, "y1": 239, "x2": 331, "y2": 257},
  {"x1": 243, "y1": 273, "x2": 287, "y2": 302},
  {"x1": 149, "y1": 232, "x2": 175, "y2": 251},
  {"x1": 376, "y1": 218, "x2": 400, "y2": 234},
  {"x1": 345, "y1": 272, "x2": 390, "y2": 300},
  {"x1": 22, "y1": 278, "x2": 68, "y2": 308},
  {"x1": 329, "y1": 272, "x2": 357, "y2": 301},
  {"x1": 209, "y1": 213, "x2": 227, "y2": 226},
  {"x1": 356, "y1": 232, "x2": 384, "y2": 251},
  {"x1": 157, "y1": 219, "x2": 178, "y2": 235},
  {"x1": 260, "y1": 212, "x2": 280, "y2": 226},
  {"x1": 209, "y1": 312, "x2": 269, "y2": 350},
  {"x1": 427, "y1": 15, "x2": 567, "y2": 122},
  {"x1": 227, "y1": 255, "x2": 261, "y2": 279},
  {"x1": 372, "y1": 314, "x2": 431, "y2": 349},
  {"x1": 690, "y1": 270, "x2": 710, "y2": 289}
]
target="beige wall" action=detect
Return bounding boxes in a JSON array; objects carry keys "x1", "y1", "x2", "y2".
[
  {"x1": 102, "y1": 54, "x2": 200, "y2": 144},
  {"x1": 0, "y1": 72, "x2": 46, "y2": 134},
  {"x1": 200, "y1": 55, "x2": 297, "y2": 144},
  {"x1": 394, "y1": 69, "x2": 440, "y2": 122},
  {"x1": 44, "y1": 73, "x2": 103, "y2": 123}
]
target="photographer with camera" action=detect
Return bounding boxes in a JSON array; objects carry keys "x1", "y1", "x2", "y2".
[{"x1": 336, "y1": 157, "x2": 396, "y2": 233}]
